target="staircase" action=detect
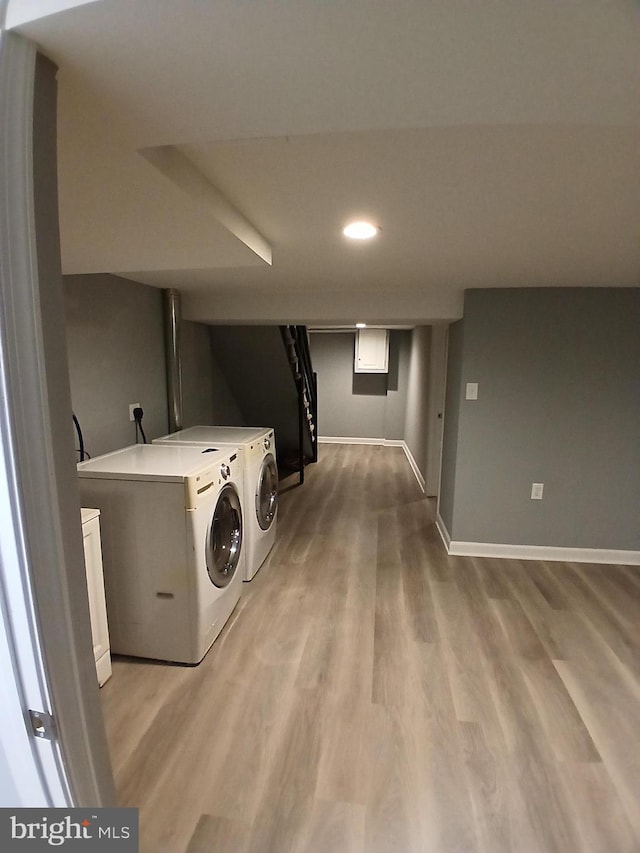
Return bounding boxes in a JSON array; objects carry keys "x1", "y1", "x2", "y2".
[
  {"x1": 280, "y1": 325, "x2": 318, "y2": 483},
  {"x1": 209, "y1": 325, "x2": 317, "y2": 484}
]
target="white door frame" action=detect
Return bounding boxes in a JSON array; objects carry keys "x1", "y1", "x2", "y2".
[{"x1": 0, "y1": 29, "x2": 115, "y2": 807}]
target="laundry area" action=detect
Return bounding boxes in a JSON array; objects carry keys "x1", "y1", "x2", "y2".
[
  {"x1": 66, "y1": 280, "x2": 313, "y2": 675},
  {"x1": 65, "y1": 271, "x2": 441, "y2": 685}
]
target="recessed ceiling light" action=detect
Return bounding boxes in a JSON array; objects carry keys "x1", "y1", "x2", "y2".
[
  {"x1": 356, "y1": 322, "x2": 367, "y2": 328},
  {"x1": 343, "y1": 221, "x2": 378, "y2": 240}
]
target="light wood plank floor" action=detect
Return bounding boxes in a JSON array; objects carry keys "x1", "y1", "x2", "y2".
[{"x1": 100, "y1": 444, "x2": 640, "y2": 852}]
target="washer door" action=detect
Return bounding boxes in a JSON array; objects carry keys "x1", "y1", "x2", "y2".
[
  {"x1": 205, "y1": 483, "x2": 242, "y2": 587},
  {"x1": 255, "y1": 453, "x2": 278, "y2": 531}
]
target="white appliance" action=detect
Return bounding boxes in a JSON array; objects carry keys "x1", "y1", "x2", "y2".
[
  {"x1": 154, "y1": 426, "x2": 278, "y2": 581},
  {"x1": 77, "y1": 444, "x2": 244, "y2": 664}
]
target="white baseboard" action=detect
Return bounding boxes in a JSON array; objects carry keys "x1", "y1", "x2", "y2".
[
  {"x1": 435, "y1": 514, "x2": 640, "y2": 566},
  {"x1": 318, "y1": 436, "x2": 386, "y2": 445},
  {"x1": 399, "y1": 442, "x2": 425, "y2": 492},
  {"x1": 435, "y1": 513, "x2": 451, "y2": 550},
  {"x1": 318, "y1": 436, "x2": 425, "y2": 492}
]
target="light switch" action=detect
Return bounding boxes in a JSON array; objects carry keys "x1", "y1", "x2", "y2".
[
  {"x1": 465, "y1": 382, "x2": 479, "y2": 401},
  {"x1": 531, "y1": 483, "x2": 544, "y2": 500}
]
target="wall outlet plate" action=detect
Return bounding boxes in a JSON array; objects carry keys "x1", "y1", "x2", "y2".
[
  {"x1": 129, "y1": 403, "x2": 140, "y2": 421},
  {"x1": 465, "y1": 382, "x2": 479, "y2": 400},
  {"x1": 531, "y1": 482, "x2": 544, "y2": 500}
]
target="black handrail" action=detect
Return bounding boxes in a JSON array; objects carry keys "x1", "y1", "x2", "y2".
[
  {"x1": 280, "y1": 325, "x2": 318, "y2": 479},
  {"x1": 293, "y1": 326, "x2": 318, "y2": 463}
]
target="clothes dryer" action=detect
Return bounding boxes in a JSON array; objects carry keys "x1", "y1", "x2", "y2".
[
  {"x1": 154, "y1": 426, "x2": 277, "y2": 580},
  {"x1": 77, "y1": 444, "x2": 244, "y2": 664}
]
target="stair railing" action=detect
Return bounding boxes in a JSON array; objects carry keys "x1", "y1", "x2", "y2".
[{"x1": 280, "y1": 325, "x2": 318, "y2": 482}]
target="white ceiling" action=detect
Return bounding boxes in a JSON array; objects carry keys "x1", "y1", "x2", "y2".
[{"x1": 9, "y1": 0, "x2": 640, "y2": 324}]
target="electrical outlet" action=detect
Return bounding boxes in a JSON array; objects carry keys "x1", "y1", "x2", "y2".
[
  {"x1": 129, "y1": 403, "x2": 140, "y2": 421},
  {"x1": 531, "y1": 483, "x2": 544, "y2": 500}
]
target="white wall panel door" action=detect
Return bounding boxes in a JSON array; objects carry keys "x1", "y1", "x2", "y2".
[{"x1": 355, "y1": 329, "x2": 389, "y2": 373}]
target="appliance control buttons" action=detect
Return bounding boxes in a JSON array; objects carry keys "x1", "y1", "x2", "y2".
[{"x1": 221, "y1": 463, "x2": 231, "y2": 480}]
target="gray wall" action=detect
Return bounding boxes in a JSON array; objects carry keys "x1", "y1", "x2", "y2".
[
  {"x1": 440, "y1": 288, "x2": 640, "y2": 551},
  {"x1": 210, "y1": 326, "x2": 301, "y2": 461},
  {"x1": 181, "y1": 320, "x2": 214, "y2": 427},
  {"x1": 181, "y1": 320, "x2": 243, "y2": 427},
  {"x1": 64, "y1": 275, "x2": 238, "y2": 457},
  {"x1": 404, "y1": 326, "x2": 432, "y2": 480},
  {"x1": 439, "y1": 319, "x2": 464, "y2": 532},
  {"x1": 65, "y1": 274, "x2": 169, "y2": 456},
  {"x1": 386, "y1": 331, "x2": 412, "y2": 439},
  {"x1": 310, "y1": 330, "x2": 411, "y2": 440},
  {"x1": 426, "y1": 326, "x2": 449, "y2": 496}
]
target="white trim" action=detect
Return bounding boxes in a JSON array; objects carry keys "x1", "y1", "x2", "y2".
[
  {"x1": 436, "y1": 513, "x2": 451, "y2": 551},
  {"x1": 399, "y1": 441, "x2": 425, "y2": 492},
  {"x1": 0, "y1": 32, "x2": 115, "y2": 806},
  {"x1": 434, "y1": 516, "x2": 640, "y2": 566},
  {"x1": 448, "y1": 541, "x2": 640, "y2": 566},
  {"x1": 319, "y1": 435, "x2": 386, "y2": 445},
  {"x1": 318, "y1": 436, "x2": 425, "y2": 492},
  {"x1": 0, "y1": 28, "x2": 71, "y2": 808}
]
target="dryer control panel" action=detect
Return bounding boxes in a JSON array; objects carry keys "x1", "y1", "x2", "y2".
[
  {"x1": 184, "y1": 451, "x2": 241, "y2": 510},
  {"x1": 263, "y1": 436, "x2": 272, "y2": 451}
]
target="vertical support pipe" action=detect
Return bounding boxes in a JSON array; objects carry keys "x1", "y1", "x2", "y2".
[{"x1": 163, "y1": 289, "x2": 183, "y2": 433}]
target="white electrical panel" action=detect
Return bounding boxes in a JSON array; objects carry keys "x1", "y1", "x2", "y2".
[{"x1": 355, "y1": 329, "x2": 389, "y2": 373}]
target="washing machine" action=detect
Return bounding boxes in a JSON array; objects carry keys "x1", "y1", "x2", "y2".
[
  {"x1": 154, "y1": 426, "x2": 277, "y2": 580},
  {"x1": 77, "y1": 443, "x2": 244, "y2": 664}
]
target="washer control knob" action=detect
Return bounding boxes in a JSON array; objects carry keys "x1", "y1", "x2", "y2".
[
  {"x1": 220, "y1": 463, "x2": 230, "y2": 480},
  {"x1": 264, "y1": 437, "x2": 271, "y2": 450}
]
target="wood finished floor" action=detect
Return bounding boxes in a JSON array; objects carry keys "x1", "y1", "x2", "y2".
[{"x1": 100, "y1": 444, "x2": 640, "y2": 853}]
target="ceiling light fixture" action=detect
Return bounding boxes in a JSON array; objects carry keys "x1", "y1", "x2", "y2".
[
  {"x1": 356, "y1": 322, "x2": 367, "y2": 328},
  {"x1": 343, "y1": 221, "x2": 378, "y2": 240}
]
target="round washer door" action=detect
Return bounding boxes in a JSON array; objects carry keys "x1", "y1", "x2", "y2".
[
  {"x1": 255, "y1": 453, "x2": 278, "y2": 531},
  {"x1": 206, "y1": 483, "x2": 242, "y2": 588}
]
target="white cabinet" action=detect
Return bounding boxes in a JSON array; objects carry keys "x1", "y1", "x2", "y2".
[
  {"x1": 81, "y1": 508, "x2": 112, "y2": 686},
  {"x1": 354, "y1": 328, "x2": 389, "y2": 373}
]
